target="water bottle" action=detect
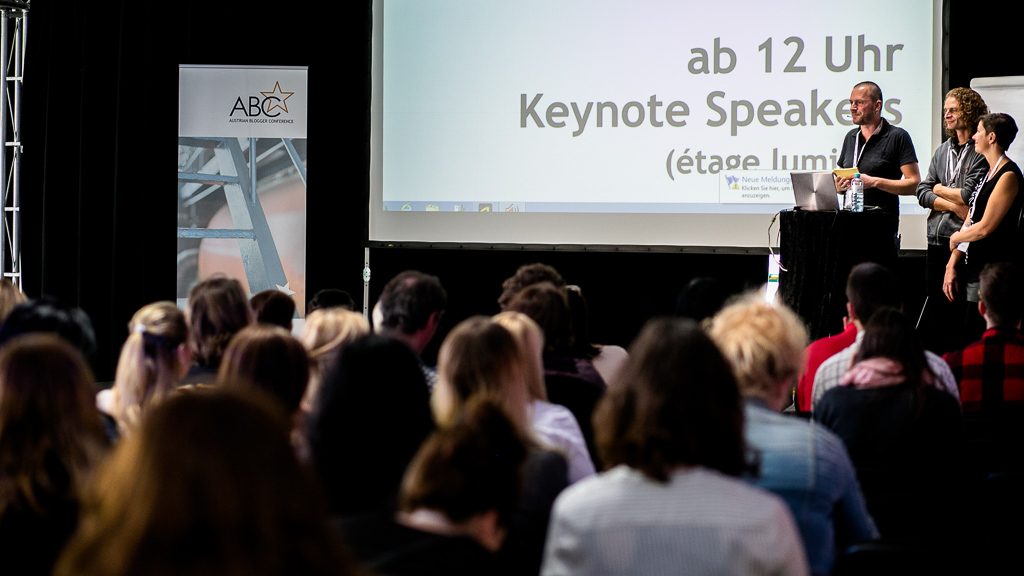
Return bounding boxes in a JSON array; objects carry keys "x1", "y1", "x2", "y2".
[{"x1": 850, "y1": 173, "x2": 864, "y2": 212}]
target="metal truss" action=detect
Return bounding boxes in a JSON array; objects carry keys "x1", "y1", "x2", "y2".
[{"x1": 0, "y1": 1, "x2": 27, "y2": 289}]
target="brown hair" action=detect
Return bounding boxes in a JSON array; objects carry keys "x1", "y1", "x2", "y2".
[
  {"x1": 505, "y1": 282, "x2": 573, "y2": 355},
  {"x1": 595, "y1": 318, "x2": 747, "y2": 481},
  {"x1": 55, "y1": 389, "x2": 354, "y2": 576},
  {"x1": 400, "y1": 397, "x2": 526, "y2": 527},
  {"x1": 0, "y1": 334, "x2": 108, "y2": 517},
  {"x1": 0, "y1": 278, "x2": 26, "y2": 323},
  {"x1": 945, "y1": 87, "x2": 988, "y2": 139},
  {"x1": 187, "y1": 276, "x2": 252, "y2": 369},
  {"x1": 434, "y1": 317, "x2": 532, "y2": 438},
  {"x1": 218, "y1": 325, "x2": 310, "y2": 415},
  {"x1": 110, "y1": 302, "x2": 189, "y2": 433}
]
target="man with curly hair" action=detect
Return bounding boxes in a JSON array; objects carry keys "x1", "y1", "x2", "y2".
[{"x1": 916, "y1": 87, "x2": 989, "y2": 353}]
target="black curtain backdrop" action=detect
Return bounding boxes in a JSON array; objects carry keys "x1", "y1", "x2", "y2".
[{"x1": 19, "y1": 1, "x2": 1024, "y2": 379}]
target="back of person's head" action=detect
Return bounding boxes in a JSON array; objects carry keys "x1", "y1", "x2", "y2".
[
  {"x1": 674, "y1": 276, "x2": 730, "y2": 324},
  {"x1": 945, "y1": 87, "x2": 988, "y2": 138},
  {"x1": 497, "y1": 262, "x2": 565, "y2": 309},
  {"x1": 250, "y1": 289, "x2": 296, "y2": 331},
  {"x1": 846, "y1": 262, "x2": 900, "y2": 324},
  {"x1": 564, "y1": 285, "x2": 601, "y2": 359},
  {"x1": 979, "y1": 112, "x2": 1019, "y2": 150},
  {"x1": 187, "y1": 276, "x2": 252, "y2": 369},
  {"x1": 595, "y1": 317, "x2": 746, "y2": 481},
  {"x1": 376, "y1": 271, "x2": 446, "y2": 335},
  {"x1": 307, "y1": 334, "x2": 434, "y2": 516},
  {"x1": 55, "y1": 389, "x2": 354, "y2": 576},
  {"x1": 0, "y1": 297, "x2": 97, "y2": 357},
  {"x1": 0, "y1": 334, "x2": 107, "y2": 513},
  {"x1": 504, "y1": 282, "x2": 573, "y2": 356},
  {"x1": 111, "y1": 302, "x2": 190, "y2": 432},
  {"x1": 434, "y1": 317, "x2": 532, "y2": 435},
  {"x1": 854, "y1": 307, "x2": 931, "y2": 392},
  {"x1": 300, "y1": 307, "x2": 370, "y2": 408},
  {"x1": 980, "y1": 262, "x2": 1024, "y2": 328},
  {"x1": 0, "y1": 279, "x2": 26, "y2": 325},
  {"x1": 218, "y1": 325, "x2": 310, "y2": 415},
  {"x1": 307, "y1": 288, "x2": 355, "y2": 313},
  {"x1": 400, "y1": 397, "x2": 527, "y2": 541},
  {"x1": 493, "y1": 311, "x2": 547, "y2": 402},
  {"x1": 708, "y1": 294, "x2": 808, "y2": 399}
]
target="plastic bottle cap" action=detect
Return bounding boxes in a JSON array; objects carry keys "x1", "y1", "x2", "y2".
[{"x1": 854, "y1": 173, "x2": 861, "y2": 178}]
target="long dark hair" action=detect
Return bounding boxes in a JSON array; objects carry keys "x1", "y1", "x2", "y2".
[
  {"x1": 854, "y1": 307, "x2": 933, "y2": 399},
  {"x1": 307, "y1": 334, "x2": 434, "y2": 516},
  {"x1": 595, "y1": 318, "x2": 747, "y2": 481}
]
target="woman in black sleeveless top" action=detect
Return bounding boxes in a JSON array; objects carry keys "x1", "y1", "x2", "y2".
[{"x1": 944, "y1": 113, "x2": 1022, "y2": 340}]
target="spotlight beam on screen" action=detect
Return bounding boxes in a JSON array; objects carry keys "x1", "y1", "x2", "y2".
[{"x1": 369, "y1": 0, "x2": 941, "y2": 250}]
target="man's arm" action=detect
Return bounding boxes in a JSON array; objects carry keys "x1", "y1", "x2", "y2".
[
  {"x1": 860, "y1": 162, "x2": 921, "y2": 196},
  {"x1": 916, "y1": 145, "x2": 944, "y2": 208}
]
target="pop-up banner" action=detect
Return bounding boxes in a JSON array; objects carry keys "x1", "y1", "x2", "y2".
[{"x1": 177, "y1": 65, "x2": 308, "y2": 315}]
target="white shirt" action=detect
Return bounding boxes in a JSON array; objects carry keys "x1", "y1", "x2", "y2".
[{"x1": 530, "y1": 400, "x2": 596, "y2": 483}]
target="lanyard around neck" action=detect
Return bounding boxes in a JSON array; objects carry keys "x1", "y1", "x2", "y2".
[{"x1": 853, "y1": 121, "x2": 882, "y2": 168}]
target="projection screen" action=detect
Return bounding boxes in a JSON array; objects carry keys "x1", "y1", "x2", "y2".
[{"x1": 369, "y1": 0, "x2": 942, "y2": 250}]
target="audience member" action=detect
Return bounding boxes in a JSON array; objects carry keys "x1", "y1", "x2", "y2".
[
  {"x1": 218, "y1": 325, "x2": 310, "y2": 419},
  {"x1": 373, "y1": 270, "x2": 447, "y2": 389},
  {"x1": 0, "y1": 278, "x2": 26, "y2": 325},
  {"x1": 307, "y1": 334, "x2": 434, "y2": 518},
  {"x1": 183, "y1": 276, "x2": 252, "y2": 385},
  {"x1": 943, "y1": 262, "x2": 1024, "y2": 477},
  {"x1": 98, "y1": 302, "x2": 190, "y2": 437},
  {"x1": 814, "y1": 308, "x2": 961, "y2": 553},
  {"x1": 497, "y1": 263, "x2": 564, "y2": 310},
  {"x1": 434, "y1": 316, "x2": 568, "y2": 576},
  {"x1": 250, "y1": 289, "x2": 297, "y2": 332},
  {"x1": 541, "y1": 318, "x2": 807, "y2": 575},
  {"x1": 944, "y1": 262, "x2": 1024, "y2": 413},
  {"x1": 0, "y1": 335, "x2": 109, "y2": 576},
  {"x1": 0, "y1": 296, "x2": 97, "y2": 358},
  {"x1": 709, "y1": 295, "x2": 877, "y2": 576},
  {"x1": 307, "y1": 288, "x2": 356, "y2": 313},
  {"x1": 494, "y1": 311, "x2": 595, "y2": 483},
  {"x1": 55, "y1": 390, "x2": 355, "y2": 576},
  {"x1": 564, "y1": 285, "x2": 629, "y2": 385},
  {"x1": 673, "y1": 276, "x2": 730, "y2": 325},
  {"x1": 299, "y1": 307, "x2": 369, "y2": 412},
  {"x1": 506, "y1": 282, "x2": 605, "y2": 466},
  {"x1": 810, "y1": 263, "x2": 959, "y2": 411},
  {"x1": 343, "y1": 398, "x2": 526, "y2": 576}
]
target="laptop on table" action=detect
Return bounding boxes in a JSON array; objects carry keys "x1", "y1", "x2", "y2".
[{"x1": 790, "y1": 171, "x2": 841, "y2": 211}]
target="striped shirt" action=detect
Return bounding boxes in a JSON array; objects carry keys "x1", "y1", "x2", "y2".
[{"x1": 541, "y1": 465, "x2": 808, "y2": 576}]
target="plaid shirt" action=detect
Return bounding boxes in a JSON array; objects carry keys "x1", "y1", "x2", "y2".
[{"x1": 943, "y1": 327, "x2": 1024, "y2": 413}]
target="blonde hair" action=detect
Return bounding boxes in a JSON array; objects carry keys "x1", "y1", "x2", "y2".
[
  {"x1": 433, "y1": 317, "x2": 533, "y2": 439},
  {"x1": 300, "y1": 308, "x2": 369, "y2": 410},
  {"x1": 111, "y1": 302, "x2": 188, "y2": 433},
  {"x1": 0, "y1": 279, "x2": 26, "y2": 323},
  {"x1": 707, "y1": 293, "x2": 808, "y2": 399},
  {"x1": 493, "y1": 311, "x2": 547, "y2": 401}
]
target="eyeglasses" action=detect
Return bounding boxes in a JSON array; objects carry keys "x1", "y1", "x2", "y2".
[
  {"x1": 849, "y1": 99, "x2": 877, "y2": 108},
  {"x1": 943, "y1": 107, "x2": 960, "y2": 115}
]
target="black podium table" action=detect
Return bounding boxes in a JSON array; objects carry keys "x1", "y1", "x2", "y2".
[{"x1": 778, "y1": 209, "x2": 898, "y2": 340}]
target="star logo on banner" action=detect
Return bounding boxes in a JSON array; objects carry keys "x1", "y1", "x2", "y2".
[
  {"x1": 260, "y1": 81, "x2": 295, "y2": 114},
  {"x1": 275, "y1": 283, "x2": 296, "y2": 296}
]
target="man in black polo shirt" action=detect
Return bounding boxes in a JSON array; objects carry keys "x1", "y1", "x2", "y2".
[{"x1": 835, "y1": 81, "x2": 921, "y2": 243}]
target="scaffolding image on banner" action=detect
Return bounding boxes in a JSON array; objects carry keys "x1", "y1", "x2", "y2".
[{"x1": 177, "y1": 66, "x2": 308, "y2": 316}]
